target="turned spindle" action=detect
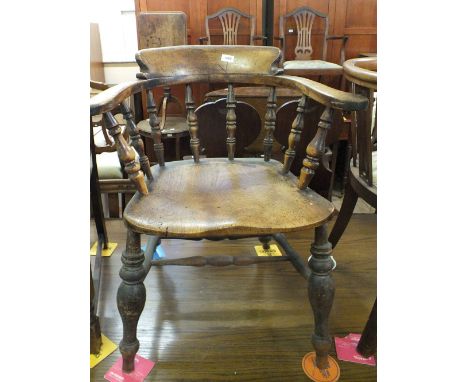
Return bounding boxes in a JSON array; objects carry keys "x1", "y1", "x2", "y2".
[
  {"x1": 152, "y1": 255, "x2": 288, "y2": 267},
  {"x1": 226, "y1": 84, "x2": 237, "y2": 160},
  {"x1": 146, "y1": 90, "x2": 165, "y2": 166},
  {"x1": 121, "y1": 102, "x2": 152, "y2": 180},
  {"x1": 298, "y1": 107, "x2": 333, "y2": 190},
  {"x1": 185, "y1": 84, "x2": 200, "y2": 162},
  {"x1": 263, "y1": 86, "x2": 277, "y2": 161},
  {"x1": 103, "y1": 113, "x2": 148, "y2": 195},
  {"x1": 282, "y1": 95, "x2": 307, "y2": 174}
]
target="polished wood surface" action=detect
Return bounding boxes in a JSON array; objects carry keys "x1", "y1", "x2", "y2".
[
  {"x1": 90, "y1": 214, "x2": 376, "y2": 381},
  {"x1": 90, "y1": 45, "x2": 369, "y2": 375},
  {"x1": 329, "y1": 56, "x2": 376, "y2": 255},
  {"x1": 124, "y1": 158, "x2": 335, "y2": 238},
  {"x1": 195, "y1": 98, "x2": 262, "y2": 157},
  {"x1": 136, "y1": 12, "x2": 187, "y2": 49}
]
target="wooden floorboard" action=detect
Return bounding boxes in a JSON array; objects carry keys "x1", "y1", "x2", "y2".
[{"x1": 90, "y1": 214, "x2": 376, "y2": 381}]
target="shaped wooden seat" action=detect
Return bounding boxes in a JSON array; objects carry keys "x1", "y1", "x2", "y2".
[
  {"x1": 124, "y1": 158, "x2": 335, "y2": 238},
  {"x1": 90, "y1": 45, "x2": 368, "y2": 377}
]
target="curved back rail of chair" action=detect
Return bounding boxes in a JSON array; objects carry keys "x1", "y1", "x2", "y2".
[
  {"x1": 199, "y1": 8, "x2": 263, "y2": 45},
  {"x1": 90, "y1": 45, "x2": 368, "y2": 198},
  {"x1": 343, "y1": 57, "x2": 377, "y2": 187}
]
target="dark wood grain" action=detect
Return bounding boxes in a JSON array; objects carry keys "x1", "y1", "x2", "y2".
[
  {"x1": 195, "y1": 98, "x2": 262, "y2": 158},
  {"x1": 89, "y1": 46, "x2": 371, "y2": 376},
  {"x1": 90, "y1": 214, "x2": 376, "y2": 381}
]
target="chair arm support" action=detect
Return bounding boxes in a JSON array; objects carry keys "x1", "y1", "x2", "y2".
[
  {"x1": 326, "y1": 35, "x2": 349, "y2": 65},
  {"x1": 264, "y1": 75, "x2": 368, "y2": 111},
  {"x1": 91, "y1": 80, "x2": 155, "y2": 116},
  {"x1": 273, "y1": 36, "x2": 284, "y2": 49},
  {"x1": 198, "y1": 36, "x2": 208, "y2": 45},
  {"x1": 91, "y1": 80, "x2": 110, "y2": 91}
]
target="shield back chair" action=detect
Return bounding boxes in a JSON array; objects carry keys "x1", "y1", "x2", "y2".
[
  {"x1": 276, "y1": 6, "x2": 348, "y2": 82},
  {"x1": 199, "y1": 7, "x2": 266, "y2": 46},
  {"x1": 90, "y1": 45, "x2": 368, "y2": 377},
  {"x1": 328, "y1": 56, "x2": 377, "y2": 358}
]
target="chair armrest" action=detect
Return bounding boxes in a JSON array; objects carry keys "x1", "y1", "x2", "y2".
[
  {"x1": 198, "y1": 36, "x2": 208, "y2": 45},
  {"x1": 326, "y1": 35, "x2": 349, "y2": 42},
  {"x1": 326, "y1": 35, "x2": 349, "y2": 65},
  {"x1": 265, "y1": 75, "x2": 368, "y2": 112},
  {"x1": 90, "y1": 80, "x2": 109, "y2": 91},
  {"x1": 273, "y1": 36, "x2": 284, "y2": 49},
  {"x1": 91, "y1": 80, "x2": 149, "y2": 116}
]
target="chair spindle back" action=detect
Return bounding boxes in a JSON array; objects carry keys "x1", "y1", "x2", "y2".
[{"x1": 91, "y1": 46, "x2": 368, "y2": 196}]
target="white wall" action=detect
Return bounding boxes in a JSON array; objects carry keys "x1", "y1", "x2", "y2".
[
  {"x1": 103, "y1": 62, "x2": 139, "y2": 84},
  {"x1": 90, "y1": 0, "x2": 138, "y2": 76}
]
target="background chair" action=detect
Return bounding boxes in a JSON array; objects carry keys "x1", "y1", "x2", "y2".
[
  {"x1": 276, "y1": 6, "x2": 348, "y2": 79},
  {"x1": 328, "y1": 57, "x2": 377, "y2": 246},
  {"x1": 90, "y1": 45, "x2": 368, "y2": 377},
  {"x1": 328, "y1": 56, "x2": 377, "y2": 358},
  {"x1": 91, "y1": 80, "x2": 129, "y2": 217},
  {"x1": 135, "y1": 11, "x2": 190, "y2": 163},
  {"x1": 199, "y1": 7, "x2": 266, "y2": 45}
]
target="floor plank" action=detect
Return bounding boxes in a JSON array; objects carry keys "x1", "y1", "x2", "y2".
[{"x1": 90, "y1": 214, "x2": 376, "y2": 381}]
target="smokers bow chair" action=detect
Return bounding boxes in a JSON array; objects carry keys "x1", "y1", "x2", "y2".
[{"x1": 90, "y1": 45, "x2": 367, "y2": 376}]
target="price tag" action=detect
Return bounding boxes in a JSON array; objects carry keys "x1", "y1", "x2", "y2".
[{"x1": 221, "y1": 54, "x2": 235, "y2": 63}]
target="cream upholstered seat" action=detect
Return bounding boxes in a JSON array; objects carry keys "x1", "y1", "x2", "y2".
[{"x1": 283, "y1": 60, "x2": 342, "y2": 71}]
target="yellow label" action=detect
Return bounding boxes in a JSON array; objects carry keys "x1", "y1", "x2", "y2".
[
  {"x1": 90, "y1": 334, "x2": 118, "y2": 368},
  {"x1": 90, "y1": 242, "x2": 118, "y2": 257},
  {"x1": 254, "y1": 244, "x2": 283, "y2": 257}
]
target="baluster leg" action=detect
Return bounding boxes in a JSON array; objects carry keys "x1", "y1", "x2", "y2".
[
  {"x1": 118, "y1": 229, "x2": 146, "y2": 373},
  {"x1": 90, "y1": 267, "x2": 102, "y2": 355},
  {"x1": 258, "y1": 235, "x2": 272, "y2": 250},
  {"x1": 308, "y1": 225, "x2": 335, "y2": 370},
  {"x1": 357, "y1": 299, "x2": 377, "y2": 357}
]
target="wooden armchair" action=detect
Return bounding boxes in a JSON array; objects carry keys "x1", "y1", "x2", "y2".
[
  {"x1": 329, "y1": 57, "x2": 377, "y2": 247},
  {"x1": 199, "y1": 7, "x2": 266, "y2": 45},
  {"x1": 276, "y1": 6, "x2": 349, "y2": 77},
  {"x1": 328, "y1": 57, "x2": 377, "y2": 358},
  {"x1": 90, "y1": 45, "x2": 367, "y2": 378}
]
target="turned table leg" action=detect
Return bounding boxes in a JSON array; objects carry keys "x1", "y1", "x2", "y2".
[
  {"x1": 308, "y1": 225, "x2": 335, "y2": 370},
  {"x1": 118, "y1": 229, "x2": 147, "y2": 373},
  {"x1": 90, "y1": 267, "x2": 102, "y2": 355},
  {"x1": 258, "y1": 235, "x2": 273, "y2": 250},
  {"x1": 357, "y1": 299, "x2": 377, "y2": 357}
]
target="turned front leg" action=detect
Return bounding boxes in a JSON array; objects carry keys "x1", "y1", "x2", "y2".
[
  {"x1": 118, "y1": 230, "x2": 147, "y2": 373},
  {"x1": 308, "y1": 225, "x2": 335, "y2": 370}
]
